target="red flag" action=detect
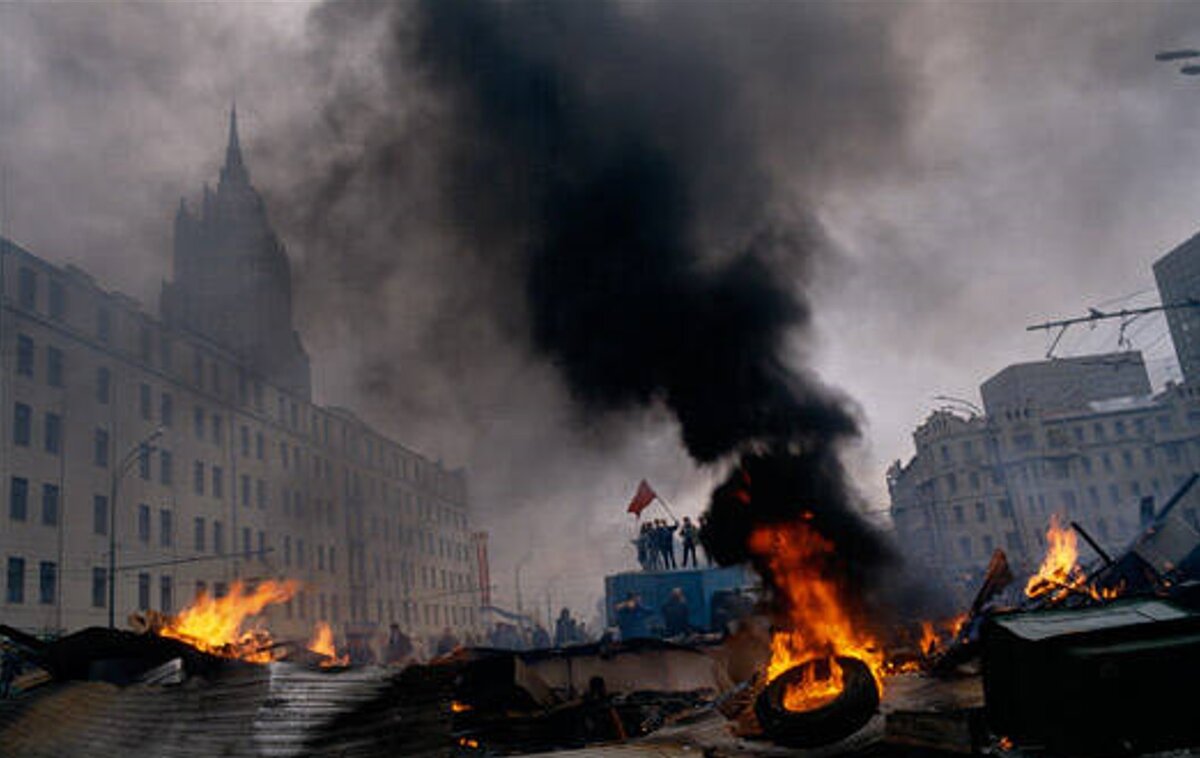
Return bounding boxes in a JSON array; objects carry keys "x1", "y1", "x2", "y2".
[{"x1": 626, "y1": 479, "x2": 658, "y2": 517}]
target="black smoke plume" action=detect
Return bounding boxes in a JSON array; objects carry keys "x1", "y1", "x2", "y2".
[
  {"x1": 299, "y1": 0, "x2": 917, "y2": 608},
  {"x1": 411, "y1": 0, "x2": 862, "y2": 462}
]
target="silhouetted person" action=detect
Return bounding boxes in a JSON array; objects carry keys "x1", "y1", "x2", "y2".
[
  {"x1": 698, "y1": 513, "x2": 713, "y2": 566},
  {"x1": 614, "y1": 592, "x2": 653, "y2": 640},
  {"x1": 659, "y1": 518, "x2": 679, "y2": 568},
  {"x1": 680, "y1": 516, "x2": 699, "y2": 567},
  {"x1": 530, "y1": 624, "x2": 551, "y2": 648},
  {"x1": 385, "y1": 623, "x2": 413, "y2": 665},
  {"x1": 0, "y1": 648, "x2": 19, "y2": 699},
  {"x1": 555, "y1": 607, "x2": 578, "y2": 647},
  {"x1": 661, "y1": 587, "x2": 690, "y2": 637},
  {"x1": 435, "y1": 626, "x2": 460, "y2": 656}
]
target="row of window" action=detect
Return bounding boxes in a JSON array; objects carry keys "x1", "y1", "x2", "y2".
[
  {"x1": 12, "y1": 270, "x2": 460, "y2": 503},
  {"x1": 5, "y1": 558, "x2": 57, "y2": 605}
]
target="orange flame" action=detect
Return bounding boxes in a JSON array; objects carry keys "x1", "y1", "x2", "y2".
[
  {"x1": 749, "y1": 522, "x2": 885, "y2": 710},
  {"x1": 451, "y1": 701, "x2": 473, "y2": 713},
  {"x1": 307, "y1": 621, "x2": 350, "y2": 667},
  {"x1": 1025, "y1": 515, "x2": 1081, "y2": 599},
  {"x1": 159, "y1": 579, "x2": 298, "y2": 662},
  {"x1": 1025, "y1": 516, "x2": 1121, "y2": 602}
]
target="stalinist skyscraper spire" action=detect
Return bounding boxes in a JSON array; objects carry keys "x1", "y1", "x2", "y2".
[{"x1": 161, "y1": 106, "x2": 312, "y2": 399}]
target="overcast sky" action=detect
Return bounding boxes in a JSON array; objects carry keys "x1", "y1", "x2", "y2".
[{"x1": 3, "y1": 1, "x2": 1200, "y2": 621}]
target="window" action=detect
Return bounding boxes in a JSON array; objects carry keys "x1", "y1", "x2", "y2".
[
  {"x1": 18, "y1": 267, "x2": 36, "y2": 309},
  {"x1": 160, "y1": 393, "x2": 174, "y2": 427},
  {"x1": 240, "y1": 426, "x2": 250, "y2": 456},
  {"x1": 1122, "y1": 450, "x2": 1134, "y2": 470},
  {"x1": 238, "y1": 369, "x2": 248, "y2": 404},
  {"x1": 1115, "y1": 420, "x2": 1127, "y2": 437},
  {"x1": 242, "y1": 527, "x2": 251, "y2": 558},
  {"x1": 160, "y1": 576, "x2": 173, "y2": 613},
  {"x1": 17, "y1": 334, "x2": 34, "y2": 376},
  {"x1": 193, "y1": 351, "x2": 204, "y2": 388},
  {"x1": 953, "y1": 505, "x2": 964, "y2": 524},
  {"x1": 284, "y1": 536, "x2": 292, "y2": 566},
  {"x1": 139, "y1": 384, "x2": 152, "y2": 420},
  {"x1": 48, "y1": 279, "x2": 65, "y2": 320},
  {"x1": 160, "y1": 450, "x2": 173, "y2": 485},
  {"x1": 1081, "y1": 456, "x2": 1093, "y2": 475},
  {"x1": 194, "y1": 517, "x2": 206, "y2": 551},
  {"x1": 241, "y1": 475, "x2": 250, "y2": 507},
  {"x1": 96, "y1": 307, "x2": 112, "y2": 342},
  {"x1": 195, "y1": 581, "x2": 207, "y2": 600},
  {"x1": 255, "y1": 432, "x2": 264, "y2": 460},
  {"x1": 257, "y1": 531, "x2": 266, "y2": 563},
  {"x1": 39, "y1": 562, "x2": 56, "y2": 604},
  {"x1": 137, "y1": 444, "x2": 151, "y2": 480},
  {"x1": 256, "y1": 479, "x2": 266, "y2": 509},
  {"x1": 7, "y1": 557, "x2": 25, "y2": 603},
  {"x1": 297, "y1": 538, "x2": 305, "y2": 568},
  {"x1": 280, "y1": 441, "x2": 289, "y2": 468},
  {"x1": 92, "y1": 567, "x2": 106, "y2": 608},
  {"x1": 958, "y1": 537, "x2": 972, "y2": 560},
  {"x1": 211, "y1": 363, "x2": 220, "y2": 395},
  {"x1": 975, "y1": 501, "x2": 987, "y2": 522},
  {"x1": 93, "y1": 495, "x2": 108, "y2": 535},
  {"x1": 329, "y1": 546, "x2": 336, "y2": 574},
  {"x1": 213, "y1": 521, "x2": 224, "y2": 554},
  {"x1": 42, "y1": 484, "x2": 59, "y2": 526},
  {"x1": 46, "y1": 347, "x2": 63, "y2": 387},
  {"x1": 137, "y1": 504, "x2": 151, "y2": 542},
  {"x1": 194, "y1": 406, "x2": 205, "y2": 439},
  {"x1": 193, "y1": 461, "x2": 205, "y2": 495},
  {"x1": 138, "y1": 573, "x2": 151, "y2": 611},
  {"x1": 9, "y1": 477, "x2": 28, "y2": 521},
  {"x1": 212, "y1": 466, "x2": 224, "y2": 499},
  {"x1": 160, "y1": 336, "x2": 172, "y2": 371},
  {"x1": 94, "y1": 428, "x2": 109, "y2": 467},
  {"x1": 211, "y1": 414, "x2": 222, "y2": 444},
  {"x1": 45, "y1": 412, "x2": 61, "y2": 454},
  {"x1": 160, "y1": 509, "x2": 172, "y2": 547},
  {"x1": 96, "y1": 366, "x2": 111, "y2": 404},
  {"x1": 13, "y1": 402, "x2": 31, "y2": 446}
]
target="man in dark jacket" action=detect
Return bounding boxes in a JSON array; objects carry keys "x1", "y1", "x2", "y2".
[{"x1": 661, "y1": 588, "x2": 690, "y2": 637}]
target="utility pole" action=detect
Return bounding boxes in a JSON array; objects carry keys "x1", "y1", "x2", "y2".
[{"x1": 1026, "y1": 300, "x2": 1200, "y2": 358}]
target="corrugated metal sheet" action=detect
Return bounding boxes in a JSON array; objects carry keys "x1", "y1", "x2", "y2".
[{"x1": 0, "y1": 662, "x2": 412, "y2": 758}]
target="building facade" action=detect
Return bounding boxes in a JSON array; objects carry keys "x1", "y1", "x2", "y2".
[
  {"x1": 0, "y1": 114, "x2": 485, "y2": 648},
  {"x1": 1154, "y1": 231, "x2": 1200, "y2": 385},
  {"x1": 889, "y1": 355, "x2": 1200, "y2": 590}
]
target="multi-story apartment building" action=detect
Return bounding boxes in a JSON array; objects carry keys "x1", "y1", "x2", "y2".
[
  {"x1": 1154, "y1": 230, "x2": 1200, "y2": 385},
  {"x1": 888, "y1": 353, "x2": 1200, "y2": 590},
  {"x1": 0, "y1": 111, "x2": 486, "y2": 647}
]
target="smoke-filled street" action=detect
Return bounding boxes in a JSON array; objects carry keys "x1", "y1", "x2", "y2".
[{"x1": 4, "y1": 1, "x2": 1200, "y2": 755}]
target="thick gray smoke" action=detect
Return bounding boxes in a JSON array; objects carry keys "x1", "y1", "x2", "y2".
[{"x1": 285, "y1": 0, "x2": 921, "y2": 619}]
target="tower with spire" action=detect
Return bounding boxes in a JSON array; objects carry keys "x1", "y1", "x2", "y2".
[{"x1": 161, "y1": 107, "x2": 312, "y2": 399}]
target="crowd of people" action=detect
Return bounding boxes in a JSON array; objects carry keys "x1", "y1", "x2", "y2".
[{"x1": 633, "y1": 515, "x2": 710, "y2": 571}]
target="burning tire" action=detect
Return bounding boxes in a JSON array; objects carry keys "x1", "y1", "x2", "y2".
[{"x1": 754, "y1": 656, "x2": 879, "y2": 748}]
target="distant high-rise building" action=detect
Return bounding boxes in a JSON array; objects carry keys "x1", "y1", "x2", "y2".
[
  {"x1": 160, "y1": 107, "x2": 312, "y2": 399},
  {"x1": 1154, "y1": 231, "x2": 1200, "y2": 385},
  {"x1": 980, "y1": 353, "x2": 1151, "y2": 417}
]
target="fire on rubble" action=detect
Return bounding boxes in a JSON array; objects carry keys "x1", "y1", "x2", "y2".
[
  {"x1": 156, "y1": 579, "x2": 300, "y2": 662},
  {"x1": 748, "y1": 520, "x2": 885, "y2": 712},
  {"x1": 1024, "y1": 515, "x2": 1121, "y2": 603}
]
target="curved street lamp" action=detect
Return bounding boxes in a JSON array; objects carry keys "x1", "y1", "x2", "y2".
[{"x1": 108, "y1": 426, "x2": 164, "y2": 628}]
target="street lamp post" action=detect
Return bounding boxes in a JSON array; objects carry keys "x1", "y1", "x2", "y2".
[{"x1": 108, "y1": 427, "x2": 163, "y2": 628}]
